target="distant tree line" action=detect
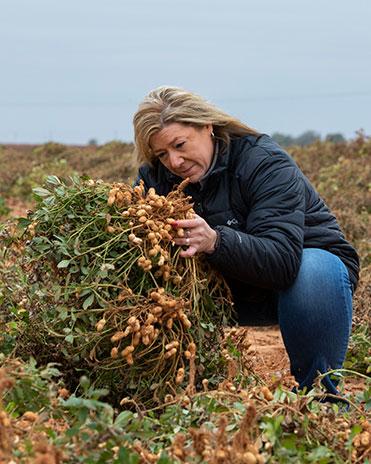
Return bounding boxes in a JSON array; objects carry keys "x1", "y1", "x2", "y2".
[
  {"x1": 271, "y1": 130, "x2": 345, "y2": 147},
  {"x1": 86, "y1": 131, "x2": 346, "y2": 148}
]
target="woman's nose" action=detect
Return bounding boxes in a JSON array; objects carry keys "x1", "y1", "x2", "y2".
[{"x1": 167, "y1": 151, "x2": 183, "y2": 170}]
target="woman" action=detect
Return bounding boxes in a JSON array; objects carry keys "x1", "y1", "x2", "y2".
[{"x1": 133, "y1": 86, "x2": 359, "y2": 396}]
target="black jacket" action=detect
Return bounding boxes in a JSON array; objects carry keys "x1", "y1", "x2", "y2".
[{"x1": 138, "y1": 134, "x2": 359, "y2": 311}]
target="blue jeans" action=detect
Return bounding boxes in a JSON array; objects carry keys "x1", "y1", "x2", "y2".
[{"x1": 236, "y1": 248, "x2": 353, "y2": 395}]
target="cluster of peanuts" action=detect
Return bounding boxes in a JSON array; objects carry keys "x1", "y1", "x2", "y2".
[
  {"x1": 130, "y1": 441, "x2": 161, "y2": 464},
  {"x1": 106, "y1": 181, "x2": 194, "y2": 283},
  {"x1": 100, "y1": 180, "x2": 233, "y2": 395},
  {"x1": 107, "y1": 311, "x2": 159, "y2": 366},
  {"x1": 351, "y1": 420, "x2": 370, "y2": 461},
  {"x1": 107, "y1": 185, "x2": 133, "y2": 208},
  {"x1": 149, "y1": 289, "x2": 192, "y2": 330},
  {"x1": 171, "y1": 412, "x2": 264, "y2": 464},
  {"x1": 96, "y1": 288, "x2": 196, "y2": 377}
]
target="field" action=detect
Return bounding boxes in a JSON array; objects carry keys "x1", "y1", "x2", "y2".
[{"x1": 0, "y1": 135, "x2": 370, "y2": 463}]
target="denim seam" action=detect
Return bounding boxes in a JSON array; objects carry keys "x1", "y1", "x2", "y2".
[{"x1": 336, "y1": 257, "x2": 353, "y2": 364}]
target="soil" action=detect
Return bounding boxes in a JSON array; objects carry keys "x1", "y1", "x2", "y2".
[
  {"x1": 5, "y1": 198, "x2": 31, "y2": 217},
  {"x1": 247, "y1": 326, "x2": 291, "y2": 381},
  {"x1": 245, "y1": 326, "x2": 366, "y2": 396}
]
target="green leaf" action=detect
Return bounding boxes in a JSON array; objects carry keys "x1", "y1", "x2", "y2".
[
  {"x1": 55, "y1": 186, "x2": 66, "y2": 197},
  {"x1": 46, "y1": 175, "x2": 62, "y2": 186},
  {"x1": 233, "y1": 401, "x2": 246, "y2": 413},
  {"x1": 80, "y1": 288, "x2": 92, "y2": 297},
  {"x1": 59, "y1": 308, "x2": 68, "y2": 321},
  {"x1": 116, "y1": 448, "x2": 140, "y2": 464},
  {"x1": 156, "y1": 452, "x2": 173, "y2": 464},
  {"x1": 57, "y1": 259, "x2": 71, "y2": 268},
  {"x1": 17, "y1": 217, "x2": 31, "y2": 229},
  {"x1": 83, "y1": 293, "x2": 95, "y2": 309},
  {"x1": 307, "y1": 445, "x2": 333, "y2": 462},
  {"x1": 32, "y1": 187, "x2": 52, "y2": 198},
  {"x1": 7, "y1": 321, "x2": 18, "y2": 331},
  {"x1": 226, "y1": 423, "x2": 237, "y2": 432},
  {"x1": 281, "y1": 435, "x2": 297, "y2": 450},
  {"x1": 114, "y1": 410, "x2": 134, "y2": 428},
  {"x1": 65, "y1": 334, "x2": 74, "y2": 344}
]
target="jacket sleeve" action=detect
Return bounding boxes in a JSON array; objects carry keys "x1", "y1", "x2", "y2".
[{"x1": 206, "y1": 148, "x2": 305, "y2": 290}]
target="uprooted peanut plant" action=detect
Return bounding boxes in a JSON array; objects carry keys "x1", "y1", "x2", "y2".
[{"x1": 11, "y1": 177, "x2": 235, "y2": 406}]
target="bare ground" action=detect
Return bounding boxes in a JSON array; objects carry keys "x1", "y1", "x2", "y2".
[
  {"x1": 5, "y1": 198, "x2": 31, "y2": 217},
  {"x1": 246, "y1": 326, "x2": 366, "y2": 396}
]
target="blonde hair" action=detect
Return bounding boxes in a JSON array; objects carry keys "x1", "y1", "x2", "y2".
[{"x1": 133, "y1": 86, "x2": 259, "y2": 164}]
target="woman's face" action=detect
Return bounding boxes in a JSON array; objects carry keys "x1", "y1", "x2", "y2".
[{"x1": 149, "y1": 123, "x2": 214, "y2": 183}]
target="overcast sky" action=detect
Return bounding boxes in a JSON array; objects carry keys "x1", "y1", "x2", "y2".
[{"x1": 1, "y1": 0, "x2": 370, "y2": 144}]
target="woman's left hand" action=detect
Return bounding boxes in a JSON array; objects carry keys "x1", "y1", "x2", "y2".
[{"x1": 172, "y1": 215, "x2": 217, "y2": 257}]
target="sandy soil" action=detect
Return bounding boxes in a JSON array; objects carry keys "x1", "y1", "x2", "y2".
[
  {"x1": 245, "y1": 326, "x2": 365, "y2": 396},
  {"x1": 247, "y1": 326, "x2": 291, "y2": 380},
  {"x1": 5, "y1": 198, "x2": 31, "y2": 217}
]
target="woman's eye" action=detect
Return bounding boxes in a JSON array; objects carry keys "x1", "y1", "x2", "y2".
[
  {"x1": 157, "y1": 152, "x2": 166, "y2": 159},
  {"x1": 175, "y1": 142, "x2": 185, "y2": 149}
]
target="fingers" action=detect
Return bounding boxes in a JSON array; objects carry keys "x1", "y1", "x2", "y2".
[
  {"x1": 172, "y1": 217, "x2": 202, "y2": 231},
  {"x1": 172, "y1": 216, "x2": 200, "y2": 247},
  {"x1": 172, "y1": 216, "x2": 204, "y2": 237},
  {"x1": 172, "y1": 218, "x2": 200, "y2": 248},
  {"x1": 179, "y1": 244, "x2": 197, "y2": 258},
  {"x1": 171, "y1": 215, "x2": 217, "y2": 256},
  {"x1": 173, "y1": 234, "x2": 194, "y2": 249}
]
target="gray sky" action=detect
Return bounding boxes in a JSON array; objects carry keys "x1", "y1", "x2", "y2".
[{"x1": 1, "y1": 0, "x2": 370, "y2": 144}]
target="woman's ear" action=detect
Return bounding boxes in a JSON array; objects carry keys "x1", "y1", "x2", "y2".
[{"x1": 205, "y1": 123, "x2": 213, "y2": 136}]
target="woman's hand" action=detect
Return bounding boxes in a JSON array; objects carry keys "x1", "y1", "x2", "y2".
[{"x1": 172, "y1": 215, "x2": 217, "y2": 257}]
